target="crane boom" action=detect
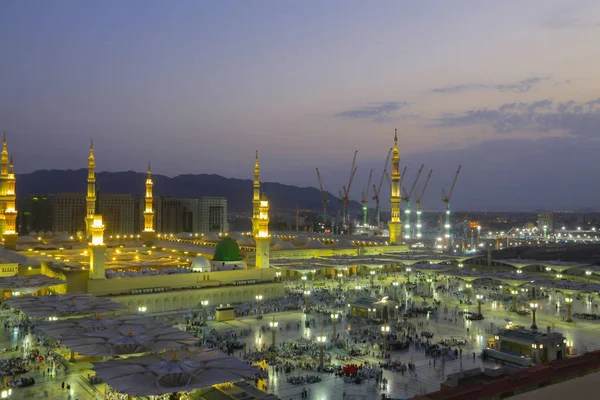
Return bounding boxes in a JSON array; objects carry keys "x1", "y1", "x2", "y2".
[
  {"x1": 446, "y1": 165, "x2": 462, "y2": 202},
  {"x1": 316, "y1": 168, "x2": 325, "y2": 196},
  {"x1": 362, "y1": 169, "x2": 373, "y2": 203},
  {"x1": 407, "y1": 164, "x2": 425, "y2": 200},
  {"x1": 346, "y1": 166, "x2": 358, "y2": 195},
  {"x1": 417, "y1": 169, "x2": 433, "y2": 203},
  {"x1": 374, "y1": 148, "x2": 392, "y2": 198}
]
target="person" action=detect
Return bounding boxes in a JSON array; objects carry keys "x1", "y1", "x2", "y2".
[{"x1": 61, "y1": 382, "x2": 65, "y2": 390}]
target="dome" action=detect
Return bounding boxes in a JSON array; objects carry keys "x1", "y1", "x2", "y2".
[
  {"x1": 227, "y1": 232, "x2": 244, "y2": 240},
  {"x1": 190, "y1": 255, "x2": 211, "y2": 272},
  {"x1": 272, "y1": 241, "x2": 296, "y2": 250},
  {"x1": 16, "y1": 235, "x2": 38, "y2": 244},
  {"x1": 270, "y1": 236, "x2": 282, "y2": 245},
  {"x1": 51, "y1": 234, "x2": 72, "y2": 243},
  {"x1": 201, "y1": 232, "x2": 220, "y2": 242},
  {"x1": 291, "y1": 236, "x2": 308, "y2": 246},
  {"x1": 213, "y1": 237, "x2": 243, "y2": 262},
  {"x1": 305, "y1": 239, "x2": 325, "y2": 249},
  {"x1": 175, "y1": 232, "x2": 192, "y2": 239},
  {"x1": 237, "y1": 237, "x2": 255, "y2": 246}
]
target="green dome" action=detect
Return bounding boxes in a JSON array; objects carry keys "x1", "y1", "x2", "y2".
[{"x1": 213, "y1": 237, "x2": 242, "y2": 262}]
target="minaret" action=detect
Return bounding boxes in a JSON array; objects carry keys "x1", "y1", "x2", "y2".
[
  {"x1": 388, "y1": 129, "x2": 403, "y2": 244},
  {"x1": 89, "y1": 190, "x2": 106, "y2": 279},
  {"x1": 255, "y1": 191, "x2": 270, "y2": 269},
  {"x1": 85, "y1": 140, "x2": 96, "y2": 237},
  {"x1": 3, "y1": 155, "x2": 18, "y2": 250},
  {"x1": 251, "y1": 151, "x2": 261, "y2": 236},
  {"x1": 142, "y1": 162, "x2": 155, "y2": 246},
  {"x1": 0, "y1": 133, "x2": 9, "y2": 236}
]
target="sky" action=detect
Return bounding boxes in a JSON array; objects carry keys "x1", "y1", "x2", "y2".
[{"x1": 1, "y1": 0, "x2": 600, "y2": 211}]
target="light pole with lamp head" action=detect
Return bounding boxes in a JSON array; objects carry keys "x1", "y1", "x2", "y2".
[
  {"x1": 476, "y1": 294, "x2": 483, "y2": 316},
  {"x1": 392, "y1": 281, "x2": 399, "y2": 300},
  {"x1": 381, "y1": 324, "x2": 390, "y2": 351},
  {"x1": 530, "y1": 302, "x2": 538, "y2": 330},
  {"x1": 586, "y1": 270, "x2": 592, "y2": 283},
  {"x1": 405, "y1": 267, "x2": 412, "y2": 284},
  {"x1": 255, "y1": 295, "x2": 263, "y2": 318},
  {"x1": 370, "y1": 270, "x2": 376, "y2": 287},
  {"x1": 316, "y1": 334, "x2": 327, "y2": 369},
  {"x1": 337, "y1": 273, "x2": 343, "y2": 289},
  {"x1": 269, "y1": 317, "x2": 278, "y2": 348},
  {"x1": 275, "y1": 271, "x2": 281, "y2": 282},
  {"x1": 511, "y1": 290, "x2": 518, "y2": 311},
  {"x1": 200, "y1": 300, "x2": 209, "y2": 325},
  {"x1": 426, "y1": 278, "x2": 433, "y2": 297},
  {"x1": 331, "y1": 312, "x2": 338, "y2": 339},
  {"x1": 303, "y1": 290, "x2": 311, "y2": 310},
  {"x1": 565, "y1": 296, "x2": 573, "y2": 323},
  {"x1": 301, "y1": 275, "x2": 307, "y2": 289},
  {"x1": 465, "y1": 283, "x2": 472, "y2": 303}
]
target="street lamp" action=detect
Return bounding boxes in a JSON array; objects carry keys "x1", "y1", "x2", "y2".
[
  {"x1": 476, "y1": 294, "x2": 483, "y2": 316},
  {"x1": 137, "y1": 306, "x2": 147, "y2": 314},
  {"x1": 200, "y1": 300, "x2": 209, "y2": 325},
  {"x1": 556, "y1": 274, "x2": 563, "y2": 280},
  {"x1": 392, "y1": 281, "x2": 399, "y2": 300},
  {"x1": 530, "y1": 302, "x2": 539, "y2": 330},
  {"x1": 586, "y1": 270, "x2": 592, "y2": 283},
  {"x1": 255, "y1": 295, "x2": 263, "y2": 317},
  {"x1": 426, "y1": 278, "x2": 433, "y2": 297},
  {"x1": 316, "y1": 334, "x2": 327, "y2": 369},
  {"x1": 331, "y1": 312, "x2": 338, "y2": 339},
  {"x1": 405, "y1": 267, "x2": 412, "y2": 283},
  {"x1": 303, "y1": 290, "x2": 311, "y2": 309},
  {"x1": 301, "y1": 275, "x2": 307, "y2": 289},
  {"x1": 275, "y1": 271, "x2": 281, "y2": 282},
  {"x1": 465, "y1": 283, "x2": 472, "y2": 303},
  {"x1": 370, "y1": 270, "x2": 376, "y2": 286},
  {"x1": 565, "y1": 296, "x2": 573, "y2": 323},
  {"x1": 381, "y1": 324, "x2": 390, "y2": 351},
  {"x1": 269, "y1": 317, "x2": 278, "y2": 348},
  {"x1": 511, "y1": 290, "x2": 518, "y2": 311}
]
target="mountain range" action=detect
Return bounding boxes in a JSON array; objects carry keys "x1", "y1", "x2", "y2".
[{"x1": 15, "y1": 169, "x2": 362, "y2": 214}]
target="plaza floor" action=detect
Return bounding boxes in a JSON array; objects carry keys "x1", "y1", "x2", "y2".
[{"x1": 2, "y1": 282, "x2": 600, "y2": 400}]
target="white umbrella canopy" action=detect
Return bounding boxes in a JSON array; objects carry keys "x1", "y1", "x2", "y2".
[
  {"x1": 37, "y1": 315, "x2": 198, "y2": 357},
  {"x1": 93, "y1": 349, "x2": 259, "y2": 397},
  {"x1": 0, "y1": 275, "x2": 65, "y2": 294},
  {"x1": 6, "y1": 293, "x2": 125, "y2": 318}
]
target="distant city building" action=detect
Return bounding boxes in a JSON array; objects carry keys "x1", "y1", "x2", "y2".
[
  {"x1": 537, "y1": 212, "x2": 554, "y2": 232},
  {"x1": 200, "y1": 197, "x2": 228, "y2": 234}
]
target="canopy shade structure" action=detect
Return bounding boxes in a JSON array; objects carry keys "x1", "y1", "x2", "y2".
[
  {"x1": 92, "y1": 348, "x2": 260, "y2": 397},
  {"x1": 37, "y1": 315, "x2": 198, "y2": 357},
  {"x1": 0, "y1": 275, "x2": 65, "y2": 294},
  {"x1": 6, "y1": 292, "x2": 126, "y2": 318}
]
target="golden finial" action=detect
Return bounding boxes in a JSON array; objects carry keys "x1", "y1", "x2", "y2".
[
  {"x1": 95, "y1": 313, "x2": 103, "y2": 320},
  {"x1": 127, "y1": 327, "x2": 135, "y2": 337},
  {"x1": 147, "y1": 162, "x2": 151, "y2": 176},
  {"x1": 394, "y1": 128, "x2": 397, "y2": 142},
  {"x1": 90, "y1": 138, "x2": 94, "y2": 150},
  {"x1": 171, "y1": 352, "x2": 180, "y2": 362},
  {"x1": 71, "y1": 297, "x2": 76, "y2": 306}
]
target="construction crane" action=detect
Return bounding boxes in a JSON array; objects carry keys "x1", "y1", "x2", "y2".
[
  {"x1": 340, "y1": 150, "x2": 358, "y2": 234},
  {"x1": 361, "y1": 169, "x2": 373, "y2": 227},
  {"x1": 401, "y1": 164, "x2": 424, "y2": 239},
  {"x1": 372, "y1": 148, "x2": 392, "y2": 235},
  {"x1": 415, "y1": 169, "x2": 433, "y2": 239},
  {"x1": 442, "y1": 165, "x2": 462, "y2": 251},
  {"x1": 315, "y1": 168, "x2": 328, "y2": 228}
]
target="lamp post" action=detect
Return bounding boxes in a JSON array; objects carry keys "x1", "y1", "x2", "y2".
[
  {"x1": 381, "y1": 324, "x2": 390, "y2": 351},
  {"x1": 331, "y1": 312, "x2": 338, "y2": 340},
  {"x1": 405, "y1": 267, "x2": 412, "y2": 284},
  {"x1": 316, "y1": 334, "x2": 327, "y2": 369},
  {"x1": 586, "y1": 270, "x2": 592, "y2": 283},
  {"x1": 301, "y1": 275, "x2": 307, "y2": 289},
  {"x1": 426, "y1": 278, "x2": 433, "y2": 297},
  {"x1": 200, "y1": 300, "x2": 209, "y2": 325},
  {"x1": 565, "y1": 296, "x2": 573, "y2": 323},
  {"x1": 465, "y1": 283, "x2": 472, "y2": 303},
  {"x1": 476, "y1": 294, "x2": 483, "y2": 316},
  {"x1": 530, "y1": 302, "x2": 539, "y2": 330},
  {"x1": 303, "y1": 290, "x2": 311, "y2": 309},
  {"x1": 275, "y1": 271, "x2": 281, "y2": 282},
  {"x1": 392, "y1": 281, "x2": 399, "y2": 300},
  {"x1": 137, "y1": 306, "x2": 147, "y2": 314},
  {"x1": 269, "y1": 317, "x2": 278, "y2": 348},
  {"x1": 370, "y1": 270, "x2": 376, "y2": 287},
  {"x1": 255, "y1": 295, "x2": 263, "y2": 317},
  {"x1": 511, "y1": 290, "x2": 518, "y2": 312},
  {"x1": 337, "y1": 272, "x2": 343, "y2": 289}
]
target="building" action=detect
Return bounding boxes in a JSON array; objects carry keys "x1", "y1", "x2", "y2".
[
  {"x1": 200, "y1": 197, "x2": 228, "y2": 234},
  {"x1": 0, "y1": 134, "x2": 18, "y2": 249},
  {"x1": 16, "y1": 195, "x2": 55, "y2": 234},
  {"x1": 537, "y1": 212, "x2": 554, "y2": 233}
]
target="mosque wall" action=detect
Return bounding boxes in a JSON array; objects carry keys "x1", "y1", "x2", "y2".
[
  {"x1": 268, "y1": 244, "x2": 409, "y2": 260},
  {"x1": 86, "y1": 267, "x2": 278, "y2": 296},
  {"x1": 108, "y1": 281, "x2": 285, "y2": 314}
]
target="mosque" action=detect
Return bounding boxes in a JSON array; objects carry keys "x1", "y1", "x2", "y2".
[{"x1": 0, "y1": 131, "x2": 409, "y2": 312}]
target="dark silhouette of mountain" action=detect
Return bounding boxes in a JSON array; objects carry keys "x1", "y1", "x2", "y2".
[{"x1": 16, "y1": 169, "x2": 361, "y2": 213}]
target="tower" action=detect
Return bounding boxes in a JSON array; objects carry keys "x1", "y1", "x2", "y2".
[
  {"x1": 388, "y1": 129, "x2": 403, "y2": 244},
  {"x1": 0, "y1": 133, "x2": 9, "y2": 236},
  {"x1": 89, "y1": 190, "x2": 106, "y2": 279},
  {"x1": 4, "y1": 155, "x2": 17, "y2": 250},
  {"x1": 85, "y1": 140, "x2": 96, "y2": 237},
  {"x1": 142, "y1": 162, "x2": 155, "y2": 246},
  {"x1": 251, "y1": 151, "x2": 261, "y2": 236},
  {"x1": 255, "y1": 191, "x2": 270, "y2": 269}
]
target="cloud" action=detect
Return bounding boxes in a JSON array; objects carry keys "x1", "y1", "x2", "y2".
[
  {"x1": 333, "y1": 101, "x2": 411, "y2": 122},
  {"x1": 432, "y1": 98, "x2": 600, "y2": 137},
  {"x1": 431, "y1": 77, "x2": 550, "y2": 94}
]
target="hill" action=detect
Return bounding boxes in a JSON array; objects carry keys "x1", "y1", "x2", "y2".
[{"x1": 15, "y1": 169, "x2": 361, "y2": 213}]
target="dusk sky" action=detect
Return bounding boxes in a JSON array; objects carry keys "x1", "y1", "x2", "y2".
[{"x1": 2, "y1": 1, "x2": 600, "y2": 210}]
